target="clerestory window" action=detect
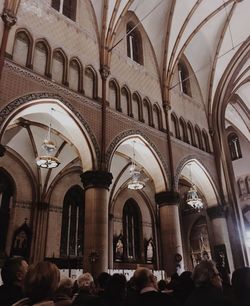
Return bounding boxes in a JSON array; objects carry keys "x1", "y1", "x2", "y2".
[
  {"x1": 228, "y1": 133, "x2": 242, "y2": 160},
  {"x1": 126, "y1": 23, "x2": 143, "y2": 65},
  {"x1": 52, "y1": 0, "x2": 77, "y2": 21}
]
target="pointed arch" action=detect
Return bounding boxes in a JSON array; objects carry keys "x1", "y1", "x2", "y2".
[
  {"x1": 123, "y1": 198, "x2": 142, "y2": 261},
  {"x1": 202, "y1": 129, "x2": 211, "y2": 153},
  {"x1": 227, "y1": 132, "x2": 242, "y2": 161},
  {"x1": 12, "y1": 28, "x2": 33, "y2": 68},
  {"x1": 132, "y1": 92, "x2": 143, "y2": 122},
  {"x1": 33, "y1": 38, "x2": 51, "y2": 77},
  {"x1": 178, "y1": 60, "x2": 192, "y2": 97},
  {"x1": 195, "y1": 125, "x2": 204, "y2": 150},
  {"x1": 60, "y1": 185, "x2": 84, "y2": 257},
  {"x1": 152, "y1": 103, "x2": 163, "y2": 131},
  {"x1": 179, "y1": 117, "x2": 189, "y2": 143},
  {"x1": 69, "y1": 57, "x2": 83, "y2": 93},
  {"x1": 171, "y1": 112, "x2": 180, "y2": 139},
  {"x1": 143, "y1": 98, "x2": 153, "y2": 127},
  {"x1": 109, "y1": 78, "x2": 121, "y2": 111},
  {"x1": 85, "y1": 65, "x2": 98, "y2": 100},
  {"x1": 52, "y1": 48, "x2": 68, "y2": 85},
  {"x1": 121, "y1": 85, "x2": 132, "y2": 116},
  {"x1": 126, "y1": 22, "x2": 143, "y2": 65},
  {"x1": 187, "y1": 121, "x2": 196, "y2": 147}
]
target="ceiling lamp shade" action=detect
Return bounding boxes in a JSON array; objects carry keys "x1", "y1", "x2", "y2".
[
  {"x1": 36, "y1": 109, "x2": 60, "y2": 169},
  {"x1": 128, "y1": 141, "x2": 145, "y2": 190},
  {"x1": 186, "y1": 184, "x2": 203, "y2": 211}
]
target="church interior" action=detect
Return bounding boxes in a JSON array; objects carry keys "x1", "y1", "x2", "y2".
[{"x1": 0, "y1": 0, "x2": 249, "y2": 279}]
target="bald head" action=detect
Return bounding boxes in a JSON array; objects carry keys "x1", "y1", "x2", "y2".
[{"x1": 133, "y1": 268, "x2": 156, "y2": 291}]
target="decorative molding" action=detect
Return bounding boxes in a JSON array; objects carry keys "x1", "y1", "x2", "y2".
[
  {"x1": 81, "y1": 170, "x2": 113, "y2": 190},
  {"x1": 49, "y1": 205, "x2": 63, "y2": 213},
  {"x1": 105, "y1": 129, "x2": 169, "y2": 185},
  {"x1": 207, "y1": 205, "x2": 227, "y2": 219},
  {"x1": 155, "y1": 191, "x2": 180, "y2": 207},
  {"x1": 0, "y1": 88, "x2": 101, "y2": 164},
  {"x1": 14, "y1": 201, "x2": 32, "y2": 209}
]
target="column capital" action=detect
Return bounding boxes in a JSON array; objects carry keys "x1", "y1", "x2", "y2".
[
  {"x1": 155, "y1": 191, "x2": 180, "y2": 207},
  {"x1": 99, "y1": 65, "x2": 110, "y2": 80},
  {"x1": 81, "y1": 170, "x2": 113, "y2": 190},
  {"x1": 207, "y1": 205, "x2": 227, "y2": 220}
]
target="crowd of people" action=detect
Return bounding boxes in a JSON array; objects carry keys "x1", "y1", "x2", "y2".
[{"x1": 0, "y1": 257, "x2": 249, "y2": 306}]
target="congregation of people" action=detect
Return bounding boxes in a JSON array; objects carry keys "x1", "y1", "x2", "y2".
[{"x1": 0, "y1": 257, "x2": 249, "y2": 306}]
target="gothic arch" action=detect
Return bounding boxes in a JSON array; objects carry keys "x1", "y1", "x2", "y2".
[
  {"x1": 12, "y1": 28, "x2": 33, "y2": 68},
  {"x1": 52, "y1": 48, "x2": 68, "y2": 85},
  {"x1": 132, "y1": 92, "x2": 143, "y2": 122},
  {"x1": 33, "y1": 38, "x2": 51, "y2": 77},
  {"x1": 0, "y1": 92, "x2": 100, "y2": 166},
  {"x1": 171, "y1": 112, "x2": 180, "y2": 139},
  {"x1": 85, "y1": 65, "x2": 98, "y2": 99},
  {"x1": 109, "y1": 78, "x2": 121, "y2": 111},
  {"x1": 152, "y1": 103, "x2": 163, "y2": 131},
  {"x1": 179, "y1": 117, "x2": 189, "y2": 143},
  {"x1": 69, "y1": 57, "x2": 83, "y2": 93}
]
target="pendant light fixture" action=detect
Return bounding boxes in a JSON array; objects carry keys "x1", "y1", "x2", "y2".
[
  {"x1": 186, "y1": 163, "x2": 203, "y2": 211},
  {"x1": 127, "y1": 141, "x2": 145, "y2": 190},
  {"x1": 36, "y1": 108, "x2": 60, "y2": 169}
]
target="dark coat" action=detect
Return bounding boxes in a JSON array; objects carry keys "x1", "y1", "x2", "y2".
[{"x1": 0, "y1": 284, "x2": 24, "y2": 306}]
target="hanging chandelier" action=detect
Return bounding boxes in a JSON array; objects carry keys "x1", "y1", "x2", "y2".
[
  {"x1": 186, "y1": 184, "x2": 203, "y2": 211},
  {"x1": 128, "y1": 141, "x2": 145, "y2": 190},
  {"x1": 36, "y1": 109, "x2": 60, "y2": 169},
  {"x1": 186, "y1": 163, "x2": 203, "y2": 211}
]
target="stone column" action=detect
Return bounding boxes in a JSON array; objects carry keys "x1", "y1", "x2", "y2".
[
  {"x1": 81, "y1": 170, "x2": 112, "y2": 278},
  {"x1": 207, "y1": 205, "x2": 234, "y2": 273},
  {"x1": 30, "y1": 202, "x2": 49, "y2": 262},
  {"x1": 155, "y1": 191, "x2": 183, "y2": 276}
]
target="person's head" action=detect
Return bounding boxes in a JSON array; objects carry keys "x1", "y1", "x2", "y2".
[
  {"x1": 96, "y1": 272, "x2": 111, "y2": 290},
  {"x1": 24, "y1": 261, "x2": 60, "y2": 303},
  {"x1": 1, "y1": 257, "x2": 28, "y2": 287},
  {"x1": 77, "y1": 272, "x2": 95, "y2": 294},
  {"x1": 192, "y1": 260, "x2": 222, "y2": 288},
  {"x1": 231, "y1": 267, "x2": 250, "y2": 298},
  {"x1": 56, "y1": 277, "x2": 73, "y2": 297},
  {"x1": 133, "y1": 268, "x2": 157, "y2": 291},
  {"x1": 105, "y1": 273, "x2": 127, "y2": 301}
]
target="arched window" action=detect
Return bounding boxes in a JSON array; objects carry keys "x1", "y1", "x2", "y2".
[
  {"x1": 52, "y1": 49, "x2": 67, "y2": 84},
  {"x1": 228, "y1": 133, "x2": 242, "y2": 160},
  {"x1": 126, "y1": 23, "x2": 143, "y2": 65},
  {"x1": 11, "y1": 221, "x2": 32, "y2": 260},
  {"x1": 85, "y1": 66, "x2": 98, "y2": 99},
  {"x1": 238, "y1": 178, "x2": 247, "y2": 196},
  {"x1": 52, "y1": 0, "x2": 77, "y2": 21},
  {"x1": 171, "y1": 112, "x2": 180, "y2": 139},
  {"x1": 123, "y1": 199, "x2": 142, "y2": 261},
  {"x1": 60, "y1": 186, "x2": 84, "y2": 257},
  {"x1": 33, "y1": 40, "x2": 49, "y2": 76},
  {"x1": 69, "y1": 58, "x2": 82, "y2": 92},
  {"x1": 13, "y1": 30, "x2": 32, "y2": 67},
  {"x1": 178, "y1": 62, "x2": 191, "y2": 96},
  {"x1": 0, "y1": 169, "x2": 14, "y2": 253}
]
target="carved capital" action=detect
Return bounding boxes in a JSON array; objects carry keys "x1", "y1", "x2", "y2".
[
  {"x1": 207, "y1": 205, "x2": 227, "y2": 220},
  {"x1": 155, "y1": 191, "x2": 180, "y2": 207},
  {"x1": 0, "y1": 144, "x2": 6, "y2": 157},
  {"x1": 81, "y1": 170, "x2": 113, "y2": 190},
  {"x1": 99, "y1": 65, "x2": 110, "y2": 80},
  {"x1": 1, "y1": 10, "x2": 17, "y2": 28}
]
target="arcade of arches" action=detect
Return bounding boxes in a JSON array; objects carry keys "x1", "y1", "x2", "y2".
[{"x1": 0, "y1": 1, "x2": 249, "y2": 278}]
